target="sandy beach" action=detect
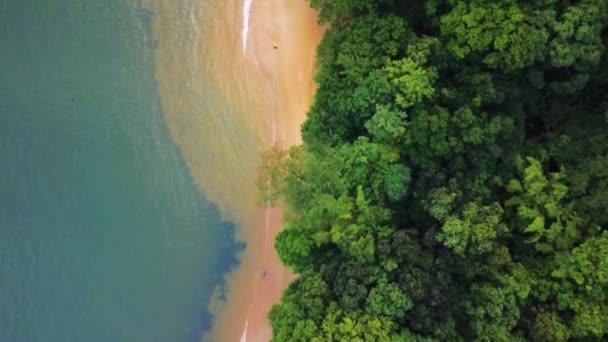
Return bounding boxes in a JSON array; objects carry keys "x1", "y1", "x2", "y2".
[
  {"x1": 144, "y1": 0, "x2": 322, "y2": 339},
  {"x1": 211, "y1": 1, "x2": 323, "y2": 341}
]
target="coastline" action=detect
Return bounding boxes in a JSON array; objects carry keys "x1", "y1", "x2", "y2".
[
  {"x1": 211, "y1": 1, "x2": 323, "y2": 341},
  {"x1": 142, "y1": 0, "x2": 322, "y2": 340}
]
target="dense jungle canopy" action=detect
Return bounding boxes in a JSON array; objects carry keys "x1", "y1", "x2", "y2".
[{"x1": 259, "y1": 0, "x2": 608, "y2": 340}]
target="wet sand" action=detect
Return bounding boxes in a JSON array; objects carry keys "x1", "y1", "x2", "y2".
[
  {"x1": 211, "y1": 1, "x2": 323, "y2": 341},
  {"x1": 143, "y1": 0, "x2": 322, "y2": 340}
]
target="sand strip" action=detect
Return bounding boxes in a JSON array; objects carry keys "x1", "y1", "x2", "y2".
[{"x1": 211, "y1": 1, "x2": 323, "y2": 341}]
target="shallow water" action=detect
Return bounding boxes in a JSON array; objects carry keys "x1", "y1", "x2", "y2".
[
  {"x1": 142, "y1": 1, "x2": 279, "y2": 340},
  {"x1": 142, "y1": 0, "x2": 272, "y2": 224},
  {"x1": 0, "y1": 1, "x2": 242, "y2": 341}
]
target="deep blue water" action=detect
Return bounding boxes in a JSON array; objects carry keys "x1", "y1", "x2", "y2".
[{"x1": 0, "y1": 1, "x2": 240, "y2": 341}]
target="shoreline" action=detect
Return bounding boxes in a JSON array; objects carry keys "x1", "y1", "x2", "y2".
[
  {"x1": 142, "y1": 0, "x2": 322, "y2": 340},
  {"x1": 211, "y1": 1, "x2": 322, "y2": 341}
]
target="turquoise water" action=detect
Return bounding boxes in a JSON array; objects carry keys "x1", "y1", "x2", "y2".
[{"x1": 0, "y1": 1, "x2": 240, "y2": 341}]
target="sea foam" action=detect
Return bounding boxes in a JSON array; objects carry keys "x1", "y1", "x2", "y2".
[{"x1": 242, "y1": 0, "x2": 253, "y2": 53}]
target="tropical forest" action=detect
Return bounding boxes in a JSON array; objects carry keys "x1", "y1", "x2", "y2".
[{"x1": 259, "y1": 0, "x2": 608, "y2": 340}]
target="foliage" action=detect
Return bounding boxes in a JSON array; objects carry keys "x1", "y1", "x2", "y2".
[
  {"x1": 256, "y1": 146, "x2": 289, "y2": 204},
  {"x1": 265, "y1": 0, "x2": 608, "y2": 340}
]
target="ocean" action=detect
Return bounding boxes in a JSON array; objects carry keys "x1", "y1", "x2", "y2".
[{"x1": 0, "y1": 0, "x2": 244, "y2": 341}]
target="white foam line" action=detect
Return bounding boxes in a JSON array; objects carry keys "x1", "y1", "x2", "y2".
[
  {"x1": 240, "y1": 304, "x2": 254, "y2": 342},
  {"x1": 242, "y1": 0, "x2": 253, "y2": 53}
]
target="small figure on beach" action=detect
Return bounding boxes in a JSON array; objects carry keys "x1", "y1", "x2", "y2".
[{"x1": 273, "y1": 45, "x2": 278, "y2": 50}]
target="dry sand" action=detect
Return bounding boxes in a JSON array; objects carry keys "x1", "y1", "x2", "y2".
[{"x1": 211, "y1": 1, "x2": 323, "y2": 341}]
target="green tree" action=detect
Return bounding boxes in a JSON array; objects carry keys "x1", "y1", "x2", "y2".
[
  {"x1": 366, "y1": 278, "x2": 413, "y2": 318},
  {"x1": 531, "y1": 311, "x2": 570, "y2": 342},
  {"x1": 256, "y1": 145, "x2": 288, "y2": 204},
  {"x1": 437, "y1": 202, "x2": 507, "y2": 257},
  {"x1": 551, "y1": 231, "x2": 608, "y2": 337},
  {"x1": 506, "y1": 157, "x2": 581, "y2": 253},
  {"x1": 440, "y1": 0, "x2": 548, "y2": 72},
  {"x1": 310, "y1": 0, "x2": 377, "y2": 24}
]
